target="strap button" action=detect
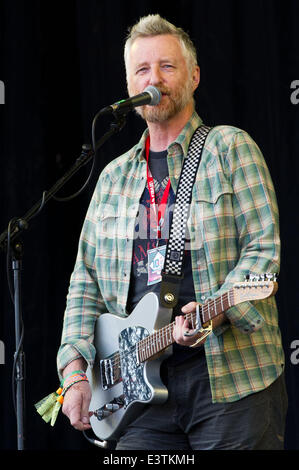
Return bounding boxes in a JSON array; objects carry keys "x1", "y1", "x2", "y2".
[{"x1": 164, "y1": 293, "x2": 175, "y2": 304}]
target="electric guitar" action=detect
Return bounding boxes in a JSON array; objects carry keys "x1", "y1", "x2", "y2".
[{"x1": 87, "y1": 274, "x2": 277, "y2": 445}]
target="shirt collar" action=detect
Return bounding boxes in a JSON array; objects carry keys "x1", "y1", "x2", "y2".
[
  {"x1": 168, "y1": 111, "x2": 203, "y2": 158},
  {"x1": 131, "y1": 111, "x2": 203, "y2": 162}
]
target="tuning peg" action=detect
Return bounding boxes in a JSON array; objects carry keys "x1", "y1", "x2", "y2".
[{"x1": 244, "y1": 272, "x2": 278, "y2": 282}]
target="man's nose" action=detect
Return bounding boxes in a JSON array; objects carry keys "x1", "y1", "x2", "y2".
[{"x1": 149, "y1": 66, "x2": 163, "y2": 86}]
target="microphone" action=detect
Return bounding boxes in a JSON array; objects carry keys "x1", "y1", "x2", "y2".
[{"x1": 100, "y1": 86, "x2": 161, "y2": 115}]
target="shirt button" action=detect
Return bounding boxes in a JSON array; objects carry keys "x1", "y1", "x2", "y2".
[{"x1": 201, "y1": 295, "x2": 206, "y2": 301}]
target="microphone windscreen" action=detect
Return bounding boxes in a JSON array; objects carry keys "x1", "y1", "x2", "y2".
[{"x1": 144, "y1": 86, "x2": 161, "y2": 106}]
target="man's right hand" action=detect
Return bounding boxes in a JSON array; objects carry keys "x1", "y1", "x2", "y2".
[
  {"x1": 61, "y1": 358, "x2": 92, "y2": 431},
  {"x1": 62, "y1": 380, "x2": 92, "y2": 431}
]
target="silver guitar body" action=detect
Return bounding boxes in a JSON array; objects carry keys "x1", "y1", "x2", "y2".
[{"x1": 87, "y1": 293, "x2": 172, "y2": 442}]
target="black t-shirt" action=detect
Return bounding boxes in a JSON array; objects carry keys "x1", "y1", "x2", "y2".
[{"x1": 127, "y1": 149, "x2": 203, "y2": 364}]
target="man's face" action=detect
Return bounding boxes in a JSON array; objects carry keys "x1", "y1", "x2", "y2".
[{"x1": 126, "y1": 34, "x2": 199, "y2": 123}]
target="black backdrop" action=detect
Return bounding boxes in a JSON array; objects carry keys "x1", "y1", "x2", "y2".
[{"x1": 0, "y1": 0, "x2": 298, "y2": 452}]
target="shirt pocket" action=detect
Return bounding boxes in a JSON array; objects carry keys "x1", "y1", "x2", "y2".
[
  {"x1": 190, "y1": 168, "x2": 235, "y2": 241},
  {"x1": 96, "y1": 200, "x2": 137, "y2": 241}
]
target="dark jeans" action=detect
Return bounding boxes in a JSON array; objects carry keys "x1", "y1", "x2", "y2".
[{"x1": 116, "y1": 352, "x2": 288, "y2": 450}]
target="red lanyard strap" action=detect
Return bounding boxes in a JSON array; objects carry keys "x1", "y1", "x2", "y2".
[{"x1": 145, "y1": 136, "x2": 171, "y2": 239}]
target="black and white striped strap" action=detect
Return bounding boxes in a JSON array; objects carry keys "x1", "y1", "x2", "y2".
[{"x1": 160, "y1": 125, "x2": 212, "y2": 308}]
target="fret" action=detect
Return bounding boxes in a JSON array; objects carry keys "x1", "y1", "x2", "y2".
[
  {"x1": 141, "y1": 340, "x2": 145, "y2": 362},
  {"x1": 201, "y1": 304, "x2": 207, "y2": 324},
  {"x1": 137, "y1": 342, "x2": 142, "y2": 362},
  {"x1": 144, "y1": 338, "x2": 149, "y2": 360},
  {"x1": 228, "y1": 290, "x2": 232, "y2": 307},
  {"x1": 157, "y1": 330, "x2": 162, "y2": 350},
  {"x1": 138, "y1": 342, "x2": 141, "y2": 362},
  {"x1": 159, "y1": 331, "x2": 163, "y2": 348},
  {"x1": 159, "y1": 331, "x2": 163, "y2": 349},
  {"x1": 154, "y1": 333, "x2": 158, "y2": 354},
  {"x1": 148, "y1": 337, "x2": 152, "y2": 358},
  {"x1": 226, "y1": 292, "x2": 230, "y2": 309},
  {"x1": 148, "y1": 336, "x2": 152, "y2": 357},
  {"x1": 169, "y1": 324, "x2": 173, "y2": 344},
  {"x1": 190, "y1": 310, "x2": 197, "y2": 328},
  {"x1": 207, "y1": 301, "x2": 211, "y2": 320},
  {"x1": 142, "y1": 343, "x2": 146, "y2": 362},
  {"x1": 163, "y1": 329, "x2": 167, "y2": 348},
  {"x1": 149, "y1": 337, "x2": 154, "y2": 357}
]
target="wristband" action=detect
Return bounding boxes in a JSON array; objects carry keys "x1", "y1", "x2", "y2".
[
  {"x1": 62, "y1": 373, "x2": 89, "y2": 398},
  {"x1": 35, "y1": 371, "x2": 89, "y2": 427},
  {"x1": 62, "y1": 369, "x2": 86, "y2": 385}
]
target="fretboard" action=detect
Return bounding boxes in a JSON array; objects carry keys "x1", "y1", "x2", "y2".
[{"x1": 137, "y1": 288, "x2": 235, "y2": 363}]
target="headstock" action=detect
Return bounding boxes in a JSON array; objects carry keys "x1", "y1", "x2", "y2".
[{"x1": 233, "y1": 273, "x2": 278, "y2": 303}]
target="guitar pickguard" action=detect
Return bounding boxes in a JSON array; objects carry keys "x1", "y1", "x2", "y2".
[{"x1": 119, "y1": 326, "x2": 152, "y2": 407}]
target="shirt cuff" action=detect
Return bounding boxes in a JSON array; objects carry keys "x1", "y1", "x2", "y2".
[
  {"x1": 224, "y1": 300, "x2": 265, "y2": 334},
  {"x1": 57, "y1": 339, "x2": 96, "y2": 381}
]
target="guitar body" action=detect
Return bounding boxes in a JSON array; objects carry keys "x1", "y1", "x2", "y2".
[
  {"x1": 86, "y1": 275, "x2": 277, "y2": 443},
  {"x1": 87, "y1": 293, "x2": 172, "y2": 441}
]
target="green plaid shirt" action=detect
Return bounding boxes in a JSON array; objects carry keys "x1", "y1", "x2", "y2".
[{"x1": 57, "y1": 112, "x2": 284, "y2": 403}]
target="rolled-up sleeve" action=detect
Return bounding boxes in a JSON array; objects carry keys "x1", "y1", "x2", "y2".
[
  {"x1": 57, "y1": 184, "x2": 106, "y2": 379},
  {"x1": 212, "y1": 130, "x2": 280, "y2": 334}
]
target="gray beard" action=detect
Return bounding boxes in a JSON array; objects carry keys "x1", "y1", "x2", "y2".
[{"x1": 130, "y1": 80, "x2": 195, "y2": 123}]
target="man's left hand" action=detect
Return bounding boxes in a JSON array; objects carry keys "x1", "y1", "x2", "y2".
[{"x1": 172, "y1": 302, "x2": 203, "y2": 347}]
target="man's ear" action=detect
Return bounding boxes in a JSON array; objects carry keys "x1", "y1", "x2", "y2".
[{"x1": 192, "y1": 65, "x2": 200, "y2": 92}]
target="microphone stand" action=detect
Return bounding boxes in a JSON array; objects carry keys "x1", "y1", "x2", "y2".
[{"x1": 0, "y1": 111, "x2": 127, "y2": 450}]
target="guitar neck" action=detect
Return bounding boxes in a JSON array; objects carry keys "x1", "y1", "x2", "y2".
[{"x1": 137, "y1": 288, "x2": 234, "y2": 363}]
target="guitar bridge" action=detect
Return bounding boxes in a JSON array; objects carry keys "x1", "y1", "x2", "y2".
[{"x1": 100, "y1": 352, "x2": 121, "y2": 390}]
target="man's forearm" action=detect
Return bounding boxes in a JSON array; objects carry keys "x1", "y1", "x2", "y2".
[{"x1": 62, "y1": 358, "x2": 87, "y2": 378}]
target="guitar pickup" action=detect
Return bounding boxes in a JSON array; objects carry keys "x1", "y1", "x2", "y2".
[{"x1": 100, "y1": 358, "x2": 114, "y2": 390}]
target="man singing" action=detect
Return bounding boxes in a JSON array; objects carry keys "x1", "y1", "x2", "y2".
[{"x1": 57, "y1": 14, "x2": 287, "y2": 450}]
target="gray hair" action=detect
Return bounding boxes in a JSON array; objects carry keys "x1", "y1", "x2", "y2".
[{"x1": 124, "y1": 14, "x2": 198, "y2": 75}]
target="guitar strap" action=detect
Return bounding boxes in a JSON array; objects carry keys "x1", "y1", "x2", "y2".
[{"x1": 160, "y1": 124, "x2": 212, "y2": 308}]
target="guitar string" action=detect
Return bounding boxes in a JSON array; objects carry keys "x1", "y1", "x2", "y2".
[
  {"x1": 135, "y1": 283, "x2": 269, "y2": 361},
  {"x1": 137, "y1": 291, "x2": 232, "y2": 361},
  {"x1": 106, "y1": 291, "x2": 233, "y2": 372},
  {"x1": 108, "y1": 292, "x2": 232, "y2": 369},
  {"x1": 100, "y1": 282, "x2": 272, "y2": 382}
]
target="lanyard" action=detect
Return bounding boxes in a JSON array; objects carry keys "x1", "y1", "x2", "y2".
[{"x1": 145, "y1": 136, "x2": 171, "y2": 239}]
